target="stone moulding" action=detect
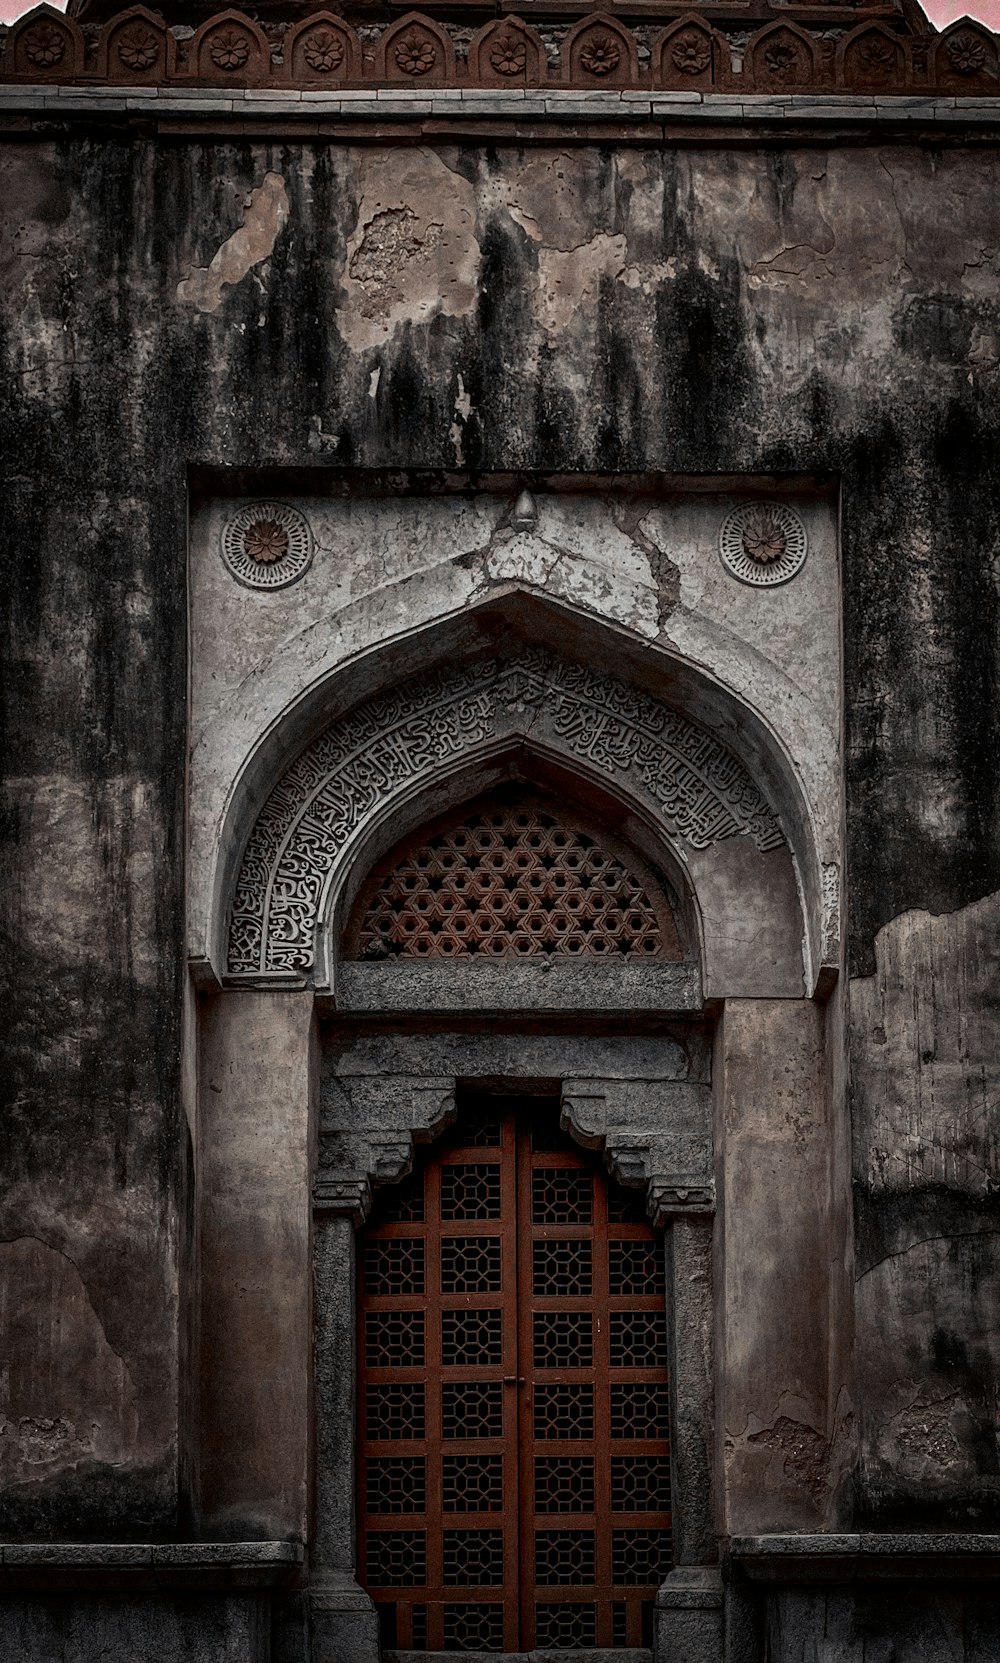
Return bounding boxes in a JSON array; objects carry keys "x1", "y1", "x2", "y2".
[
  {"x1": 728, "y1": 1533, "x2": 1000, "y2": 1582},
  {"x1": 2, "y1": 3, "x2": 998, "y2": 97},
  {"x1": 226, "y1": 649, "x2": 785, "y2": 981},
  {"x1": 0, "y1": 1541, "x2": 305, "y2": 1590}
]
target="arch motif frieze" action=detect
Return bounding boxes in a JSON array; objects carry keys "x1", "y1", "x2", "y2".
[{"x1": 227, "y1": 650, "x2": 784, "y2": 978}]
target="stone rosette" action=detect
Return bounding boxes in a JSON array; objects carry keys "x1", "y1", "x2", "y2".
[
  {"x1": 718, "y1": 501, "x2": 808, "y2": 587},
  {"x1": 220, "y1": 500, "x2": 314, "y2": 589}
]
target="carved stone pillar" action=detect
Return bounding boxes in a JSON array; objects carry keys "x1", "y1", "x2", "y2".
[
  {"x1": 312, "y1": 1074, "x2": 457, "y2": 1660},
  {"x1": 656, "y1": 1211, "x2": 720, "y2": 1663},
  {"x1": 665, "y1": 1214, "x2": 716, "y2": 1567},
  {"x1": 311, "y1": 1196, "x2": 379, "y2": 1663},
  {"x1": 197, "y1": 989, "x2": 316, "y2": 1540}
]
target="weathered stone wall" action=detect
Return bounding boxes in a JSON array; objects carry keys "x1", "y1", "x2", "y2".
[{"x1": 2, "y1": 130, "x2": 999, "y2": 1570}]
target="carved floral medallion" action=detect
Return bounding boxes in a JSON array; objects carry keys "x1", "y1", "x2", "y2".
[
  {"x1": 303, "y1": 27, "x2": 344, "y2": 72},
  {"x1": 209, "y1": 25, "x2": 251, "y2": 70},
  {"x1": 580, "y1": 33, "x2": 621, "y2": 75},
  {"x1": 116, "y1": 23, "x2": 159, "y2": 69},
  {"x1": 490, "y1": 32, "x2": 528, "y2": 76},
  {"x1": 220, "y1": 501, "x2": 314, "y2": 589},
  {"x1": 946, "y1": 30, "x2": 987, "y2": 72},
  {"x1": 24, "y1": 22, "x2": 65, "y2": 66},
  {"x1": 718, "y1": 502, "x2": 808, "y2": 586},
  {"x1": 763, "y1": 41, "x2": 799, "y2": 79},
  {"x1": 672, "y1": 35, "x2": 711, "y2": 74},
  {"x1": 857, "y1": 34, "x2": 897, "y2": 78},
  {"x1": 395, "y1": 31, "x2": 437, "y2": 74}
]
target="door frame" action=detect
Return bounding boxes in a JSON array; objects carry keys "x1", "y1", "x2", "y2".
[{"x1": 311, "y1": 1031, "x2": 716, "y2": 1663}]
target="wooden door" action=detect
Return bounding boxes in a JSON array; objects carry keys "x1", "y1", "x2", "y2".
[{"x1": 357, "y1": 1097, "x2": 672, "y2": 1653}]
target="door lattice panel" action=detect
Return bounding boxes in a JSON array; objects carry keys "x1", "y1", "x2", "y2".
[{"x1": 357, "y1": 1099, "x2": 672, "y2": 1652}]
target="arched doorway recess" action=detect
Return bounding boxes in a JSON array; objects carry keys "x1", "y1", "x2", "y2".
[{"x1": 195, "y1": 618, "x2": 843, "y2": 1663}]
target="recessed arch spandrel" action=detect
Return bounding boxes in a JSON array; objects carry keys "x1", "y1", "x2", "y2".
[{"x1": 227, "y1": 650, "x2": 786, "y2": 984}]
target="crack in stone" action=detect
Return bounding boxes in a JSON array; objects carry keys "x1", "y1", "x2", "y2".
[{"x1": 856, "y1": 1228, "x2": 1000, "y2": 1283}]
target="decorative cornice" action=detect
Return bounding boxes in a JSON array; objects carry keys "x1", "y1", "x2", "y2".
[{"x1": 3, "y1": 2, "x2": 999, "y2": 99}]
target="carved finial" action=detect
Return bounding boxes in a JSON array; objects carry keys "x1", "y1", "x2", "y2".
[{"x1": 511, "y1": 488, "x2": 537, "y2": 530}]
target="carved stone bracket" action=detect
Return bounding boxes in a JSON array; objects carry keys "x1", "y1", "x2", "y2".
[
  {"x1": 648, "y1": 1176, "x2": 715, "y2": 1222},
  {"x1": 561, "y1": 1078, "x2": 715, "y2": 1219},
  {"x1": 316, "y1": 1072, "x2": 713, "y2": 1222},
  {"x1": 313, "y1": 1169, "x2": 371, "y2": 1222},
  {"x1": 316, "y1": 1077, "x2": 457, "y2": 1217}
]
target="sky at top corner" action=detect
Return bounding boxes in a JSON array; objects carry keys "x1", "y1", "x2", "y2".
[{"x1": 1, "y1": 0, "x2": 998, "y2": 26}]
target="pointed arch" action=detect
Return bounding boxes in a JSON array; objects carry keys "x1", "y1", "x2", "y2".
[
  {"x1": 221, "y1": 646, "x2": 813, "y2": 998},
  {"x1": 561, "y1": 13, "x2": 638, "y2": 85},
  {"x1": 652, "y1": 16, "x2": 721, "y2": 90},
  {"x1": 467, "y1": 16, "x2": 548, "y2": 86},
  {"x1": 187, "y1": 10, "x2": 270, "y2": 85},
  {"x1": 746, "y1": 21, "x2": 822, "y2": 91},
  {"x1": 98, "y1": 6, "x2": 172, "y2": 81},
  {"x1": 836, "y1": 21, "x2": 909, "y2": 90},
  {"x1": 282, "y1": 13, "x2": 362, "y2": 84},
  {"x1": 373, "y1": 13, "x2": 456, "y2": 84},
  {"x1": 7, "y1": 5, "x2": 84, "y2": 79},
  {"x1": 931, "y1": 17, "x2": 998, "y2": 87}
]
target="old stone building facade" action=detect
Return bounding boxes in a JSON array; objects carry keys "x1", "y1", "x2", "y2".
[{"x1": 2, "y1": 0, "x2": 1000, "y2": 1652}]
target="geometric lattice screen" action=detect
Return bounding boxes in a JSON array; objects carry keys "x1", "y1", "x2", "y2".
[
  {"x1": 357, "y1": 1098, "x2": 673, "y2": 1652},
  {"x1": 351, "y1": 798, "x2": 683, "y2": 960}
]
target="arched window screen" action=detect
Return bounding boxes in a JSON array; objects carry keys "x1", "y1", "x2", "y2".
[{"x1": 346, "y1": 796, "x2": 683, "y2": 961}]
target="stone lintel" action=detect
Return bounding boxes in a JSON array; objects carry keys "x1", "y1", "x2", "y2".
[
  {"x1": 3, "y1": 87, "x2": 1000, "y2": 133},
  {"x1": 329, "y1": 958, "x2": 703, "y2": 1016}
]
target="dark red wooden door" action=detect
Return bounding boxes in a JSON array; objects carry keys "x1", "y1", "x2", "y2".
[{"x1": 357, "y1": 1098, "x2": 672, "y2": 1653}]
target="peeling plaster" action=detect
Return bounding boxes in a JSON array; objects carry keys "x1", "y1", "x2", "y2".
[
  {"x1": 308, "y1": 413, "x2": 340, "y2": 454},
  {"x1": 745, "y1": 1415, "x2": 830, "y2": 1502},
  {"x1": 853, "y1": 891, "x2": 1000, "y2": 1511},
  {"x1": 449, "y1": 371, "x2": 472, "y2": 465},
  {"x1": 892, "y1": 1390, "x2": 963, "y2": 1469},
  {"x1": 177, "y1": 170, "x2": 289, "y2": 314},
  {"x1": 338, "y1": 150, "x2": 479, "y2": 350},
  {"x1": 852, "y1": 891, "x2": 1000, "y2": 1202}
]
